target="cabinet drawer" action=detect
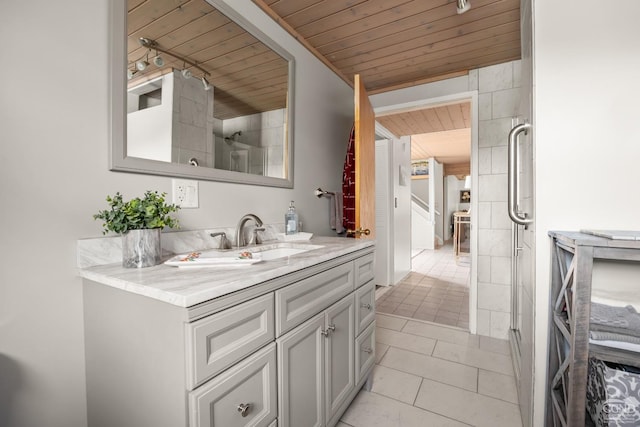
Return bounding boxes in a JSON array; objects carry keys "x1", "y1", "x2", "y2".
[
  {"x1": 275, "y1": 262, "x2": 353, "y2": 336},
  {"x1": 354, "y1": 253, "x2": 375, "y2": 288},
  {"x1": 355, "y1": 280, "x2": 375, "y2": 335},
  {"x1": 189, "y1": 343, "x2": 277, "y2": 427},
  {"x1": 355, "y1": 321, "x2": 376, "y2": 385},
  {"x1": 187, "y1": 293, "x2": 275, "y2": 389}
]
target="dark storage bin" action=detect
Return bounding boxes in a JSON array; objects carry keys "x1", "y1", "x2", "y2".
[{"x1": 586, "y1": 358, "x2": 640, "y2": 426}]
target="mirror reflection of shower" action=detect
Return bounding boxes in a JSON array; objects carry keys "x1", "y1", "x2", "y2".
[{"x1": 213, "y1": 108, "x2": 287, "y2": 176}]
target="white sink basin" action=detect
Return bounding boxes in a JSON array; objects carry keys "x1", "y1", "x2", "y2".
[
  {"x1": 250, "y1": 243, "x2": 324, "y2": 261},
  {"x1": 166, "y1": 243, "x2": 324, "y2": 267}
]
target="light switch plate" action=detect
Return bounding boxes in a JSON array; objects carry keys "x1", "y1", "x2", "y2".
[{"x1": 172, "y1": 179, "x2": 199, "y2": 208}]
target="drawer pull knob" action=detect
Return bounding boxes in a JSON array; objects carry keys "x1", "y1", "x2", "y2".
[
  {"x1": 321, "y1": 324, "x2": 336, "y2": 337},
  {"x1": 361, "y1": 303, "x2": 372, "y2": 310},
  {"x1": 363, "y1": 347, "x2": 373, "y2": 354},
  {"x1": 237, "y1": 403, "x2": 251, "y2": 417}
]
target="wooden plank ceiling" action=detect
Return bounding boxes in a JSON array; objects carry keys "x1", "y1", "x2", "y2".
[
  {"x1": 127, "y1": 0, "x2": 289, "y2": 120},
  {"x1": 378, "y1": 101, "x2": 471, "y2": 174},
  {"x1": 253, "y1": 0, "x2": 521, "y2": 94},
  {"x1": 253, "y1": 0, "x2": 519, "y2": 176}
]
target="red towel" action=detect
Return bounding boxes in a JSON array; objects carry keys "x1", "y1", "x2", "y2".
[{"x1": 342, "y1": 125, "x2": 356, "y2": 235}]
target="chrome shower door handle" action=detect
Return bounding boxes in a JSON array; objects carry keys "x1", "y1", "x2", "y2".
[{"x1": 508, "y1": 123, "x2": 533, "y2": 226}]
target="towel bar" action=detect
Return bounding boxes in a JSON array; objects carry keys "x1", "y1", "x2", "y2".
[{"x1": 314, "y1": 187, "x2": 335, "y2": 198}]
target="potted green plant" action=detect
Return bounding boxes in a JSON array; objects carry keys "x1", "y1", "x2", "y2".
[{"x1": 93, "y1": 191, "x2": 180, "y2": 268}]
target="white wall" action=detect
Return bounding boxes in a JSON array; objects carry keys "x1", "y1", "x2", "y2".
[
  {"x1": 128, "y1": 75, "x2": 174, "y2": 162},
  {"x1": 393, "y1": 136, "x2": 412, "y2": 283},
  {"x1": 411, "y1": 178, "x2": 429, "y2": 202},
  {"x1": 430, "y1": 158, "x2": 444, "y2": 245},
  {"x1": 411, "y1": 200, "x2": 434, "y2": 250},
  {"x1": 531, "y1": 1, "x2": 640, "y2": 425},
  {"x1": 0, "y1": 1, "x2": 353, "y2": 426},
  {"x1": 445, "y1": 175, "x2": 467, "y2": 241}
]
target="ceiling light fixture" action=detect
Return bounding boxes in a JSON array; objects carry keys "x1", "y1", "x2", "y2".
[
  {"x1": 202, "y1": 76, "x2": 212, "y2": 91},
  {"x1": 456, "y1": 0, "x2": 471, "y2": 14},
  {"x1": 139, "y1": 37, "x2": 209, "y2": 76},
  {"x1": 153, "y1": 55, "x2": 164, "y2": 67},
  {"x1": 135, "y1": 59, "x2": 149, "y2": 71},
  {"x1": 130, "y1": 37, "x2": 211, "y2": 89}
]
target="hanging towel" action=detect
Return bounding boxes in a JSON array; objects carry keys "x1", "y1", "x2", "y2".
[
  {"x1": 330, "y1": 192, "x2": 345, "y2": 234},
  {"x1": 342, "y1": 125, "x2": 356, "y2": 235}
]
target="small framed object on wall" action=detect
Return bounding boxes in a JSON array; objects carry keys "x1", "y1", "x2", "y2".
[
  {"x1": 411, "y1": 159, "x2": 429, "y2": 176},
  {"x1": 460, "y1": 189, "x2": 471, "y2": 203}
]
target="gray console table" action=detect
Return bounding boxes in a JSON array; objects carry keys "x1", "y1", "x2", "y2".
[{"x1": 547, "y1": 231, "x2": 640, "y2": 426}]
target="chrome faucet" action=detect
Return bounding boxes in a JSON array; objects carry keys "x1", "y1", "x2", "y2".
[
  {"x1": 210, "y1": 231, "x2": 233, "y2": 250},
  {"x1": 236, "y1": 214, "x2": 264, "y2": 247}
]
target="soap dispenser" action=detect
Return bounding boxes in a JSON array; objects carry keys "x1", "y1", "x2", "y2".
[{"x1": 285, "y1": 201, "x2": 298, "y2": 235}]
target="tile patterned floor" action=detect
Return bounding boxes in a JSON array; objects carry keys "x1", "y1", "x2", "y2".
[
  {"x1": 376, "y1": 246, "x2": 471, "y2": 329},
  {"x1": 338, "y1": 314, "x2": 523, "y2": 427}
]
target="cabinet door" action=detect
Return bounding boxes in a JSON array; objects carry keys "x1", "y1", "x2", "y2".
[
  {"x1": 189, "y1": 343, "x2": 277, "y2": 427},
  {"x1": 355, "y1": 321, "x2": 376, "y2": 385},
  {"x1": 354, "y1": 280, "x2": 375, "y2": 335},
  {"x1": 277, "y1": 313, "x2": 325, "y2": 427},
  {"x1": 325, "y1": 295, "x2": 355, "y2": 426}
]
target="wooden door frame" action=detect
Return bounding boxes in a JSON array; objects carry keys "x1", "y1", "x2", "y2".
[{"x1": 373, "y1": 90, "x2": 479, "y2": 334}]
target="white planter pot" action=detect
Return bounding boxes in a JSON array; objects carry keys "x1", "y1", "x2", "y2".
[{"x1": 122, "y1": 229, "x2": 162, "y2": 268}]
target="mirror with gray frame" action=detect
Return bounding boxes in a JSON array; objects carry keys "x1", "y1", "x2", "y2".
[{"x1": 110, "y1": 0, "x2": 294, "y2": 187}]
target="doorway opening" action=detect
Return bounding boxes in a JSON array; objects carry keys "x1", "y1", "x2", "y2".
[{"x1": 373, "y1": 91, "x2": 479, "y2": 332}]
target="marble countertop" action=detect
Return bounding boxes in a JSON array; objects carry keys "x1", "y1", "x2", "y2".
[{"x1": 78, "y1": 236, "x2": 374, "y2": 308}]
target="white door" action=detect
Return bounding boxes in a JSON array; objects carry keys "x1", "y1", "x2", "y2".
[{"x1": 374, "y1": 139, "x2": 393, "y2": 286}]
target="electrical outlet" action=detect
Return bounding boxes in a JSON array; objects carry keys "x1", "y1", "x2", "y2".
[{"x1": 172, "y1": 179, "x2": 199, "y2": 208}]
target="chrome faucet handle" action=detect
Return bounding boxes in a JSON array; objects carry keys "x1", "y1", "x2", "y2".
[
  {"x1": 249, "y1": 227, "x2": 266, "y2": 246},
  {"x1": 210, "y1": 232, "x2": 233, "y2": 250}
]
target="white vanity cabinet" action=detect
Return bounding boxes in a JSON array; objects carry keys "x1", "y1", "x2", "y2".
[
  {"x1": 82, "y1": 246, "x2": 375, "y2": 427},
  {"x1": 276, "y1": 294, "x2": 355, "y2": 427}
]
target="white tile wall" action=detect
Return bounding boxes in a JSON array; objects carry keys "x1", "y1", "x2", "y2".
[
  {"x1": 478, "y1": 283, "x2": 511, "y2": 312},
  {"x1": 490, "y1": 256, "x2": 511, "y2": 285},
  {"x1": 491, "y1": 146, "x2": 508, "y2": 174},
  {"x1": 478, "y1": 229, "x2": 511, "y2": 257},
  {"x1": 471, "y1": 60, "x2": 521, "y2": 339},
  {"x1": 479, "y1": 62, "x2": 514, "y2": 93},
  {"x1": 492, "y1": 88, "x2": 521, "y2": 119},
  {"x1": 477, "y1": 308, "x2": 491, "y2": 336},
  {"x1": 479, "y1": 93, "x2": 492, "y2": 120},
  {"x1": 478, "y1": 201, "x2": 492, "y2": 229},
  {"x1": 490, "y1": 202, "x2": 511, "y2": 230},
  {"x1": 479, "y1": 147, "x2": 492, "y2": 175},
  {"x1": 479, "y1": 117, "x2": 512, "y2": 147},
  {"x1": 478, "y1": 174, "x2": 508, "y2": 202},
  {"x1": 477, "y1": 255, "x2": 491, "y2": 283}
]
